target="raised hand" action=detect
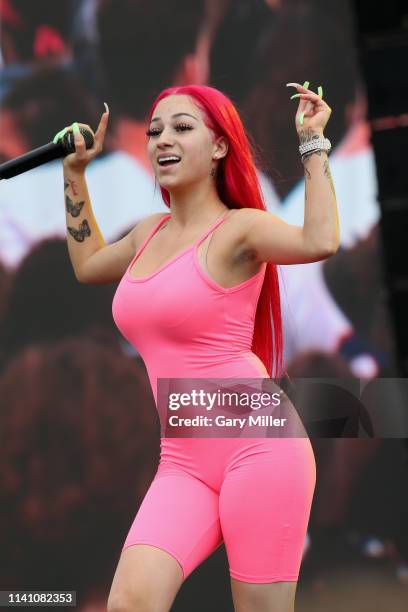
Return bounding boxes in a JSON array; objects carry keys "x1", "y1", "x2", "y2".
[
  {"x1": 286, "y1": 81, "x2": 332, "y2": 136},
  {"x1": 60, "y1": 103, "x2": 110, "y2": 173}
]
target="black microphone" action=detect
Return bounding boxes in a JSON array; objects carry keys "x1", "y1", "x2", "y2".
[{"x1": 0, "y1": 127, "x2": 94, "y2": 180}]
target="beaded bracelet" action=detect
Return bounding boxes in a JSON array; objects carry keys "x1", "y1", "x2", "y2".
[{"x1": 299, "y1": 136, "x2": 331, "y2": 163}]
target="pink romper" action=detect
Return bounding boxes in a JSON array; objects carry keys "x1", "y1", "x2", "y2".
[{"x1": 112, "y1": 211, "x2": 316, "y2": 583}]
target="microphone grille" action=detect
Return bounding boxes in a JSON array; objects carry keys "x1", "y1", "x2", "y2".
[{"x1": 62, "y1": 127, "x2": 95, "y2": 153}]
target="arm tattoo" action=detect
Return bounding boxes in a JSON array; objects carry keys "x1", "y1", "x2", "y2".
[
  {"x1": 323, "y1": 160, "x2": 336, "y2": 198},
  {"x1": 303, "y1": 152, "x2": 312, "y2": 200},
  {"x1": 67, "y1": 219, "x2": 91, "y2": 242},
  {"x1": 67, "y1": 178, "x2": 79, "y2": 196},
  {"x1": 302, "y1": 150, "x2": 323, "y2": 164},
  {"x1": 299, "y1": 128, "x2": 321, "y2": 146},
  {"x1": 65, "y1": 194, "x2": 85, "y2": 217}
]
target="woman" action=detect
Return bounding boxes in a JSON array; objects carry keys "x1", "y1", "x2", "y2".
[{"x1": 61, "y1": 83, "x2": 338, "y2": 611}]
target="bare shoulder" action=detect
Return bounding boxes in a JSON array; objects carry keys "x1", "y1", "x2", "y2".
[
  {"x1": 231, "y1": 207, "x2": 265, "y2": 222},
  {"x1": 223, "y1": 207, "x2": 261, "y2": 249},
  {"x1": 226, "y1": 206, "x2": 280, "y2": 244},
  {"x1": 131, "y1": 212, "x2": 170, "y2": 251},
  {"x1": 226, "y1": 206, "x2": 261, "y2": 229}
]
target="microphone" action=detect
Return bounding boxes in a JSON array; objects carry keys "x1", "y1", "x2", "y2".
[{"x1": 0, "y1": 127, "x2": 94, "y2": 180}]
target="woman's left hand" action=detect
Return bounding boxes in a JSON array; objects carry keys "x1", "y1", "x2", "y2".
[{"x1": 286, "y1": 81, "x2": 332, "y2": 136}]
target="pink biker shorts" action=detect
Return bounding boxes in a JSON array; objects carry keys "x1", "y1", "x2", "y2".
[{"x1": 122, "y1": 436, "x2": 316, "y2": 583}]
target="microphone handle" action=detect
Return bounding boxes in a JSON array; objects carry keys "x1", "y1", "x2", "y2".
[
  {"x1": 0, "y1": 142, "x2": 64, "y2": 180},
  {"x1": 0, "y1": 127, "x2": 94, "y2": 180}
]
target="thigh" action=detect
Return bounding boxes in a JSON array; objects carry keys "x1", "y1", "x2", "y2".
[
  {"x1": 121, "y1": 470, "x2": 223, "y2": 581},
  {"x1": 219, "y1": 438, "x2": 316, "y2": 583}
]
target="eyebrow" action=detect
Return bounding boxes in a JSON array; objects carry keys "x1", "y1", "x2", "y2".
[{"x1": 150, "y1": 112, "x2": 198, "y2": 123}]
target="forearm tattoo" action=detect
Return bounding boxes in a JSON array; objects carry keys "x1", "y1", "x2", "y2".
[
  {"x1": 66, "y1": 178, "x2": 79, "y2": 195},
  {"x1": 299, "y1": 128, "x2": 322, "y2": 146},
  {"x1": 300, "y1": 124, "x2": 335, "y2": 202},
  {"x1": 67, "y1": 219, "x2": 91, "y2": 242},
  {"x1": 300, "y1": 128, "x2": 322, "y2": 183},
  {"x1": 304, "y1": 164, "x2": 310, "y2": 201},
  {"x1": 302, "y1": 149, "x2": 323, "y2": 164},
  {"x1": 64, "y1": 174, "x2": 91, "y2": 241},
  {"x1": 65, "y1": 194, "x2": 84, "y2": 217},
  {"x1": 302, "y1": 150, "x2": 336, "y2": 201},
  {"x1": 323, "y1": 159, "x2": 336, "y2": 198}
]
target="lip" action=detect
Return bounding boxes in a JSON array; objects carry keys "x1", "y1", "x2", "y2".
[
  {"x1": 157, "y1": 159, "x2": 181, "y2": 171},
  {"x1": 157, "y1": 154, "x2": 181, "y2": 162}
]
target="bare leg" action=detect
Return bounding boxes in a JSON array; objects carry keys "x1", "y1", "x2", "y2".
[
  {"x1": 231, "y1": 577, "x2": 297, "y2": 612},
  {"x1": 107, "y1": 544, "x2": 184, "y2": 612}
]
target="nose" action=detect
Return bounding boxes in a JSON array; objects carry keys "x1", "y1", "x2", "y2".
[{"x1": 156, "y1": 125, "x2": 175, "y2": 147}]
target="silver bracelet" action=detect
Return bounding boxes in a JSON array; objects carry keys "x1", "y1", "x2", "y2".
[{"x1": 299, "y1": 136, "x2": 331, "y2": 159}]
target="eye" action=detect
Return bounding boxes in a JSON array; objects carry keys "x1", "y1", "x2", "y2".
[
  {"x1": 145, "y1": 123, "x2": 193, "y2": 137},
  {"x1": 175, "y1": 123, "x2": 193, "y2": 132}
]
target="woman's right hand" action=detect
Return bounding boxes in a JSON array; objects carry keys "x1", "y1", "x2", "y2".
[{"x1": 62, "y1": 103, "x2": 110, "y2": 173}]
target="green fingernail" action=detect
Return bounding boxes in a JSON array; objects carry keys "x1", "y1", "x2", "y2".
[
  {"x1": 300, "y1": 112, "x2": 305, "y2": 126},
  {"x1": 52, "y1": 130, "x2": 62, "y2": 144},
  {"x1": 290, "y1": 93, "x2": 301, "y2": 99},
  {"x1": 303, "y1": 81, "x2": 310, "y2": 88},
  {"x1": 318, "y1": 85, "x2": 323, "y2": 98},
  {"x1": 72, "y1": 122, "x2": 80, "y2": 136},
  {"x1": 53, "y1": 126, "x2": 69, "y2": 144}
]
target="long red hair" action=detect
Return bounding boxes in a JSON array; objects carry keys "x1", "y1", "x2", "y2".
[{"x1": 147, "y1": 84, "x2": 286, "y2": 379}]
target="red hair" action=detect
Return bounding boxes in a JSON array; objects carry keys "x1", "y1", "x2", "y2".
[{"x1": 147, "y1": 84, "x2": 286, "y2": 379}]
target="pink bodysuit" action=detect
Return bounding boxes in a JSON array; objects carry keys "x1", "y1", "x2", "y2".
[{"x1": 112, "y1": 210, "x2": 316, "y2": 583}]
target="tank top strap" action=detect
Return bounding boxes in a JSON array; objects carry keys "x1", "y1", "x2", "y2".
[
  {"x1": 132, "y1": 209, "x2": 231, "y2": 268},
  {"x1": 195, "y1": 209, "x2": 232, "y2": 249},
  {"x1": 133, "y1": 213, "x2": 171, "y2": 261}
]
